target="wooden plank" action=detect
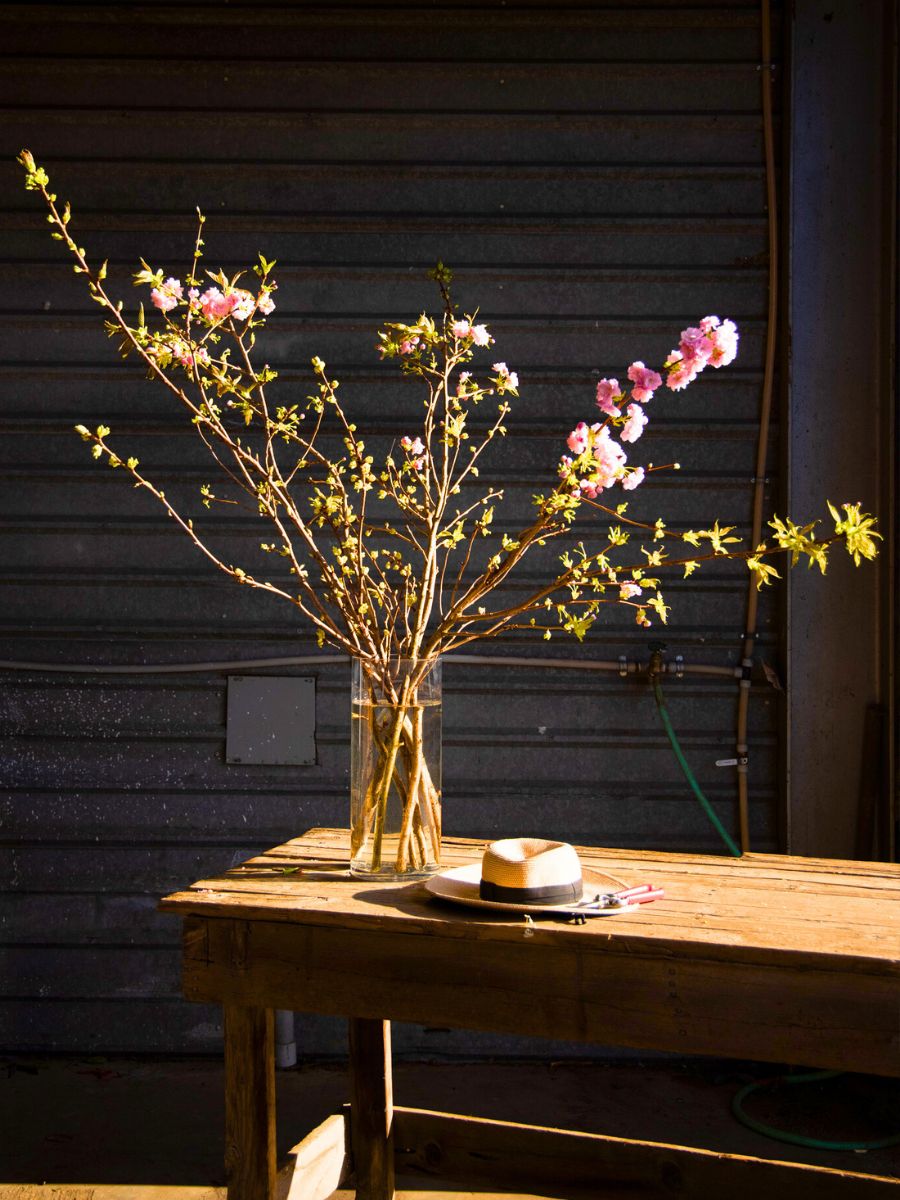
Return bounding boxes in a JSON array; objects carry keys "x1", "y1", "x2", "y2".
[
  {"x1": 223, "y1": 1004, "x2": 276, "y2": 1200},
  {"x1": 281, "y1": 1112, "x2": 350, "y2": 1200},
  {"x1": 176, "y1": 827, "x2": 831, "y2": 878},
  {"x1": 392, "y1": 1107, "x2": 900, "y2": 1198},
  {"x1": 348, "y1": 1018, "x2": 395, "y2": 1200},
  {"x1": 164, "y1": 877, "x2": 900, "y2": 967},
  {"x1": 160, "y1": 830, "x2": 900, "y2": 968},
  {"x1": 182, "y1": 918, "x2": 900, "y2": 1077},
  {"x1": 229, "y1": 829, "x2": 900, "y2": 883}
]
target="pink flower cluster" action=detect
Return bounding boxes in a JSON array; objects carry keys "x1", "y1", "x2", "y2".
[
  {"x1": 146, "y1": 336, "x2": 211, "y2": 371},
  {"x1": 149, "y1": 276, "x2": 275, "y2": 322},
  {"x1": 562, "y1": 316, "x2": 739, "y2": 497},
  {"x1": 172, "y1": 340, "x2": 210, "y2": 370},
  {"x1": 665, "y1": 316, "x2": 738, "y2": 391},
  {"x1": 595, "y1": 363, "x2": 662, "y2": 437},
  {"x1": 451, "y1": 319, "x2": 492, "y2": 347},
  {"x1": 150, "y1": 277, "x2": 183, "y2": 312},
  {"x1": 627, "y1": 361, "x2": 663, "y2": 403},
  {"x1": 621, "y1": 403, "x2": 647, "y2": 444},
  {"x1": 562, "y1": 423, "x2": 632, "y2": 497},
  {"x1": 596, "y1": 378, "x2": 622, "y2": 418},
  {"x1": 400, "y1": 435, "x2": 426, "y2": 470},
  {"x1": 492, "y1": 361, "x2": 518, "y2": 391}
]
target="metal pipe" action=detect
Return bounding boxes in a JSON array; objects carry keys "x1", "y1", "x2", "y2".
[
  {"x1": 0, "y1": 652, "x2": 739, "y2": 680},
  {"x1": 274, "y1": 1008, "x2": 297, "y2": 1070},
  {"x1": 734, "y1": 0, "x2": 780, "y2": 852},
  {"x1": 0, "y1": 655, "x2": 349, "y2": 675}
]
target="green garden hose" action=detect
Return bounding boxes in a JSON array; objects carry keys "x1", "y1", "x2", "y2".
[
  {"x1": 653, "y1": 671, "x2": 900, "y2": 1151},
  {"x1": 651, "y1": 677, "x2": 741, "y2": 858},
  {"x1": 732, "y1": 1070, "x2": 900, "y2": 1152}
]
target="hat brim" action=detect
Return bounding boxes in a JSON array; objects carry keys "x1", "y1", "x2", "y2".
[{"x1": 423, "y1": 863, "x2": 637, "y2": 917}]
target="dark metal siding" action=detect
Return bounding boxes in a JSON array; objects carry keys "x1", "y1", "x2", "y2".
[{"x1": 1, "y1": 2, "x2": 782, "y2": 1052}]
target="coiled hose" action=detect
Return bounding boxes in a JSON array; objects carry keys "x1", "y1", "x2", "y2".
[{"x1": 732, "y1": 1070, "x2": 900, "y2": 1152}]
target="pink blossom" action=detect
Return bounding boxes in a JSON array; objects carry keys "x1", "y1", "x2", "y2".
[
  {"x1": 665, "y1": 349, "x2": 699, "y2": 392},
  {"x1": 708, "y1": 318, "x2": 738, "y2": 367},
  {"x1": 456, "y1": 370, "x2": 472, "y2": 397},
  {"x1": 596, "y1": 378, "x2": 622, "y2": 418},
  {"x1": 452, "y1": 320, "x2": 472, "y2": 339},
  {"x1": 492, "y1": 361, "x2": 518, "y2": 389},
  {"x1": 627, "y1": 361, "x2": 662, "y2": 403},
  {"x1": 230, "y1": 289, "x2": 256, "y2": 321},
  {"x1": 621, "y1": 466, "x2": 645, "y2": 491},
  {"x1": 173, "y1": 340, "x2": 210, "y2": 370},
  {"x1": 150, "y1": 277, "x2": 183, "y2": 312},
  {"x1": 400, "y1": 435, "x2": 426, "y2": 469},
  {"x1": 198, "y1": 287, "x2": 236, "y2": 322},
  {"x1": 679, "y1": 324, "x2": 714, "y2": 366},
  {"x1": 591, "y1": 425, "x2": 627, "y2": 490},
  {"x1": 187, "y1": 288, "x2": 200, "y2": 311},
  {"x1": 700, "y1": 315, "x2": 721, "y2": 333},
  {"x1": 621, "y1": 403, "x2": 648, "y2": 444},
  {"x1": 399, "y1": 336, "x2": 421, "y2": 355},
  {"x1": 579, "y1": 478, "x2": 601, "y2": 499},
  {"x1": 470, "y1": 324, "x2": 492, "y2": 347},
  {"x1": 619, "y1": 582, "x2": 643, "y2": 601},
  {"x1": 558, "y1": 455, "x2": 574, "y2": 479},
  {"x1": 567, "y1": 422, "x2": 590, "y2": 456},
  {"x1": 257, "y1": 291, "x2": 275, "y2": 316}
]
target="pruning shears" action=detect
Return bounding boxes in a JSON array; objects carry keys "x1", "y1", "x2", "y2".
[{"x1": 566, "y1": 883, "x2": 665, "y2": 922}]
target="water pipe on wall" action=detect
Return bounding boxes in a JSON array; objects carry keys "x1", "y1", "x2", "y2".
[{"x1": 733, "y1": 0, "x2": 779, "y2": 851}]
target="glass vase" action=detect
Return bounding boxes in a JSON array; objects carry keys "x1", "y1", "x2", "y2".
[{"x1": 350, "y1": 657, "x2": 442, "y2": 880}]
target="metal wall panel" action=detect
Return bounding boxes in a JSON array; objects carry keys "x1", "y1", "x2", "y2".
[{"x1": 0, "y1": 1, "x2": 783, "y2": 1052}]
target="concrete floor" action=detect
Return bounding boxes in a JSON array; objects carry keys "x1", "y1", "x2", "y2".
[{"x1": 1, "y1": 1056, "x2": 898, "y2": 1198}]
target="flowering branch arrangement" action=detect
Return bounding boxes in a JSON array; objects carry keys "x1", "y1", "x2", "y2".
[{"x1": 18, "y1": 150, "x2": 880, "y2": 874}]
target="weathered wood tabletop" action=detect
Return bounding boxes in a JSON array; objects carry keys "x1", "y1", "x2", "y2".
[{"x1": 160, "y1": 828, "x2": 900, "y2": 1200}]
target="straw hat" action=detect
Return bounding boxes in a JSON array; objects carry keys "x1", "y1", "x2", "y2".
[{"x1": 423, "y1": 837, "x2": 632, "y2": 916}]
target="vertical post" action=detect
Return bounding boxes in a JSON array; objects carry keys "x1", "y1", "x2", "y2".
[
  {"x1": 348, "y1": 1017, "x2": 395, "y2": 1200},
  {"x1": 224, "y1": 1004, "x2": 277, "y2": 1200},
  {"x1": 786, "y1": 0, "x2": 896, "y2": 856}
]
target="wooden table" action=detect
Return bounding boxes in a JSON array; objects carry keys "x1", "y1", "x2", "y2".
[{"x1": 160, "y1": 828, "x2": 900, "y2": 1199}]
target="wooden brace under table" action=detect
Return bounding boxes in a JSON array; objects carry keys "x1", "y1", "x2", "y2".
[{"x1": 159, "y1": 828, "x2": 900, "y2": 1200}]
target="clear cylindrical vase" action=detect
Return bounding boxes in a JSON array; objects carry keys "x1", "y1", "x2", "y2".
[{"x1": 350, "y1": 657, "x2": 442, "y2": 880}]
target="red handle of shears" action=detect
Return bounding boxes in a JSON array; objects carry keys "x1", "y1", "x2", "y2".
[{"x1": 615, "y1": 884, "x2": 665, "y2": 905}]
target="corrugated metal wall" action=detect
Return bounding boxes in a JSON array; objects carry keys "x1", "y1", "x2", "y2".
[{"x1": 0, "y1": 1, "x2": 783, "y2": 1052}]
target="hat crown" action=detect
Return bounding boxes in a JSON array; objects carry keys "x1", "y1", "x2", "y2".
[{"x1": 481, "y1": 838, "x2": 582, "y2": 896}]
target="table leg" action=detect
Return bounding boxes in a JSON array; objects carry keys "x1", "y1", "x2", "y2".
[
  {"x1": 348, "y1": 1017, "x2": 395, "y2": 1200},
  {"x1": 224, "y1": 1003, "x2": 277, "y2": 1200}
]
